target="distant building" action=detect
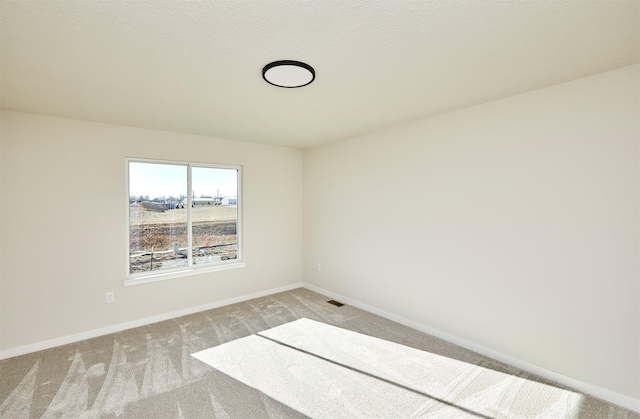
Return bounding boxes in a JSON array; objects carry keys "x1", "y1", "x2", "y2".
[
  {"x1": 221, "y1": 197, "x2": 237, "y2": 206},
  {"x1": 180, "y1": 197, "x2": 222, "y2": 207}
]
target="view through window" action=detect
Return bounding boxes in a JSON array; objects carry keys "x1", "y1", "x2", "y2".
[{"x1": 128, "y1": 160, "x2": 240, "y2": 278}]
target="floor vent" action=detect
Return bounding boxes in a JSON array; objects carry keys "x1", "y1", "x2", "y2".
[{"x1": 327, "y1": 300, "x2": 345, "y2": 307}]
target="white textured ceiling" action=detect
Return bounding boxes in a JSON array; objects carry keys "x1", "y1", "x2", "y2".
[{"x1": 1, "y1": 1, "x2": 638, "y2": 148}]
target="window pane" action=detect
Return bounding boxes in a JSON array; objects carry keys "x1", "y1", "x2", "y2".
[
  {"x1": 129, "y1": 162, "x2": 188, "y2": 274},
  {"x1": 191, "y1": 167, "x2": 238, "y2": 265}
]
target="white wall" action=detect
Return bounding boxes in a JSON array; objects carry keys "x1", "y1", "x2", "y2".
[
  {"x1": 303, "y1": 65, "x2": 639, "y2": 400},
  {"x1": 0, "y1": 111, "x2": 303, "y2": 352}
]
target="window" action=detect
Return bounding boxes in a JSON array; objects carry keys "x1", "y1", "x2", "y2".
[{"x1": 126, "y1": 159, "x2": 242, "y2": 285}]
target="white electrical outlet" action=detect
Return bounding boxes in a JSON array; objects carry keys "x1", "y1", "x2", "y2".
[
  {"x1": 106, "y1": 292, "x2": 115, "y2": 303},
  {"x1": 317, "y1": 263, "x2": 322, "y2": 272}
]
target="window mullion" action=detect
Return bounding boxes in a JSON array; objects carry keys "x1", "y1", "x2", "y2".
[{"x1": 187, "y1": 164, "x2": 193, "y2": 267}]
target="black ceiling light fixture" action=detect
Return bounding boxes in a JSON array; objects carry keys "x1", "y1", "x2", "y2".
[{"x1": 262, "y1": 60, "x2": 315, "y2": 88}]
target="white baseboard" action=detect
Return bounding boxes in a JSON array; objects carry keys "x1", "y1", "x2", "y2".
[
  {"x1": 302, "y1": 282, "x2": 640, "y2": 413},
  {"x1": 0, "y1": 282, "x2": 303, "y2": 361}
]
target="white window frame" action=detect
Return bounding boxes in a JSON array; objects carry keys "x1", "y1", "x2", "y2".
[{"x1": 125, "y1": 158, "x2": 244, "y2": 286}]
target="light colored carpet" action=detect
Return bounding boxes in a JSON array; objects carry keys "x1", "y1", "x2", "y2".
[
  {"x1": 1, "y1": 288, "x2": 638, "y2": 418},
  {"x1": 193, "y1": 318, "x2": 583, "y2": 419}
]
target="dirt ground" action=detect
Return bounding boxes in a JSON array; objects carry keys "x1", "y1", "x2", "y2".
[
  {"x1": 129, "y1": 204, "x2": 238, "y2": 273},
  {"x1": 129, "y1": 204, "x2": 237, "y2": 224}
]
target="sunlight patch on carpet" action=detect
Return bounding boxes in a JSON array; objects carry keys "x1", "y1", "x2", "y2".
[{"x1": 192, "y1": 318, "x2": 582, "y2": 419}]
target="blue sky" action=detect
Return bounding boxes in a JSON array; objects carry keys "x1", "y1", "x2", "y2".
[{"x1": 129, "y1": 162, "x2": 238, "y2": 199}]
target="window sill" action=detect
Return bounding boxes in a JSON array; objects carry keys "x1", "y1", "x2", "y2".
[{"x1": 124, "y1": 261, "x2": 246, "y2": 286}]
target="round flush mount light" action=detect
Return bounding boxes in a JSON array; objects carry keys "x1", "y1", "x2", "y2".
[{"x1": 262, "y1": 60, "x2": 315, "y2": 88}]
